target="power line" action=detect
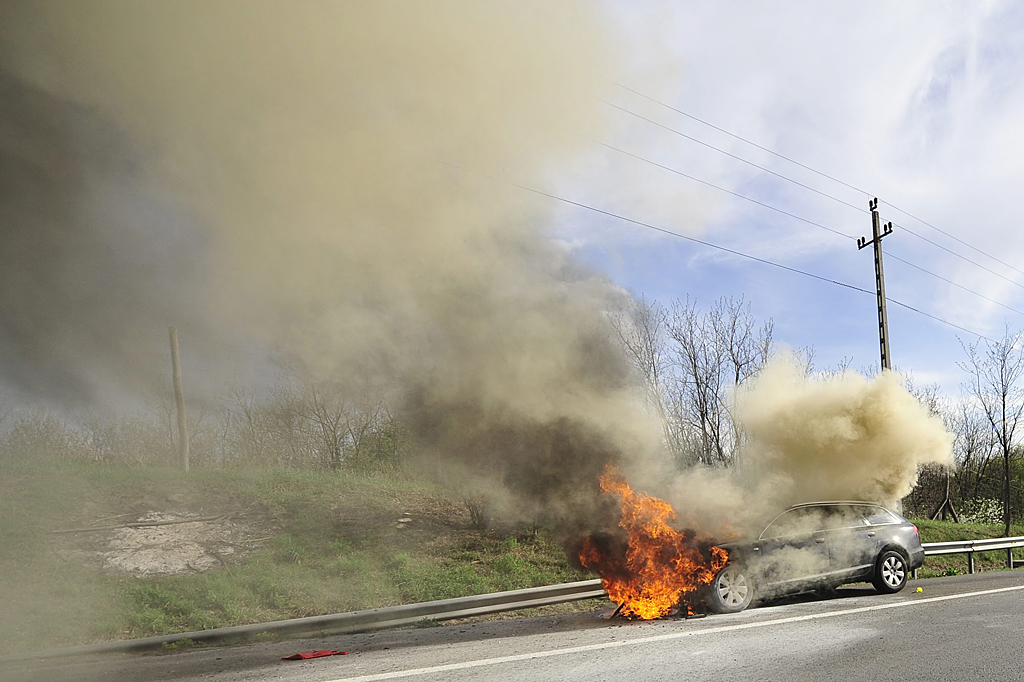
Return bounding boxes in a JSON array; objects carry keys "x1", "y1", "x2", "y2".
[
  {"x1": 601, "y1": 99, "x2": 867, "y2": 215},
  {"x1": 614, "y1": 83, "x2": 1024, "y2": 285},
  {"x1": 594, "y1": 136, "x2": 1024, "y2": 316},
  {"x1": 883, "y1": 202, "x2": 1024, "y2": 279},
  {"x1": 431, "y1": 154, "x2": 993, "y2": 342},
  {"x1": 528, "y1": 185, "x2": 869, "y2": 293},
  {"x1": 614, "y1": 82, "x2": 875, "y2": 197},
  {"x1": 886, "y1": 252, "x2": 1024, "y2": 318},
  {"x1": 591, "y1": 138, "x2": 855, "y2": 240},
  {"x1": 896, "y1": 223, "x2": 1024, "y2": 292},
  {"x1": 886, "y1": 299, "x2": 993, "y2": 341},
  {"x1": 530, "y1": 185, "x2": 993, "y2": 342}
]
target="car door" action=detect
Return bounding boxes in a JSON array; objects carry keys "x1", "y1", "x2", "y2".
[
  {"x1": 822, "y1": 504, "x2": 876, "y2": 580},
  {"x1": 754, "y1": 507, "x2": 831, "y2": 590},
  {"x1": 849, "y1": 504, "x2": 898, "y2": 573}
]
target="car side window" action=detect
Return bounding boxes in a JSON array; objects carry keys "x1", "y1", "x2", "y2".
[
  {"x1": 854, "y1": 505, "x2": 898, "y2": 525},
  {"x1": 821, "y1": 505, "x2": 870, "y2": 529},
  {"x1": 760, "y1": 508, "x2": 825, "y2": 538}
]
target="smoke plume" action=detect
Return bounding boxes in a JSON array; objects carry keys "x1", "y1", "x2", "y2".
[
  {"x1": 0, "y1": 1, "x2": 665, "y2": 523},
  {"x1": 665, "y1": 358, "x2": 954, "y2": 537},
  {"x1": 0, "y1": 2, "x2": 954, "y2": 537}
]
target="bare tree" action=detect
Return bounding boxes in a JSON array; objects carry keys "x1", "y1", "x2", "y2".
[
  {"x1": 816, "y1": 355, "x2": 852, "y2": 381},
  {"x1": 714, "y1": 296, "x2": 773, "y2": 386},
  {"x1": 665, "y1": 296, "x2": 774, "y2": 467},
  {"x1": 224, "y1": 387, "x2": 273, "y2": 464},
  {"x1": 668, "y1": 298, "x2": 727, "y2": 465},
  {"x1": 303, "y1": 382, "x2": 350, "y2": 469},
  {"x1": 950, "y1": 398, "x2": 998, "y2": 505},
  {"x1": 904, "y1": 379, "x2": 955, "y2": 520},
  {"x1": 903, "y1": 375, "x2": 943, "y2": 418},
  {"x1": 959, "y1": 327, "x2": 1024, "y2": 536},
  {"x1": 713, "y1": 297, "x2": 773, "y2": 459},
  {"x1": 610, "y1": 296, "x2": 678, "y2": 458}
]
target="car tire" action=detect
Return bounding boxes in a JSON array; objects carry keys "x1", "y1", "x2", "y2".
[
  {"x1": 705, "y1": 564, "x2": 755, "y2": 613},
  {"x1": 872, "y1": 549, "x2": 909, "y2": 594}
]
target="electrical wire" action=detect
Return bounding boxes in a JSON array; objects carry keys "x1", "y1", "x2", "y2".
[
  {"x1": 591, "y1": 138, "x2": 856, "y2": 240},
  {"x1": 530, "y1": 184, "x2": 994, "y2": 341},
  {"x1": 884, "y1": 203, "x2": 1024, "y2": 278},
  {"x1": 613, "y1": 83, "x2": 1024, "y2": 283},
  {"x1": 895, "y1": 223, "x2": 1024, "y2": 291},
  {"x1": 430, "y1": 155, "x2": 993, "y2": 341},
  {"x1": 593, "y1": 135, "x2": 1024, "y2": 316},
  {"x1": 614, "y1": 81, "x2": 875, "y2": 197},
  {"x1": 601, "y1": 99, "x2": 868, "y2": 215},
  {"x1": 886, "y1": 253, "x2": 1024, "y2": 318}
]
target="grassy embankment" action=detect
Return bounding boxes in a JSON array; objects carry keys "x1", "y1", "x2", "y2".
[
  {"x1": 911, "y1": 518, "x2": 1024, "y2": 578},
  {"x1": 1, "y1": 459, "x2": 1021, "y2": 655},
  {"x1": 0, "y1": 461, "x2": 593, "y2": 655}
]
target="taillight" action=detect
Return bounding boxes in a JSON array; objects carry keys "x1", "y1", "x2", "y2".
[{"x1": 912, "y1": 524, "x2": 919, "y2": 537}]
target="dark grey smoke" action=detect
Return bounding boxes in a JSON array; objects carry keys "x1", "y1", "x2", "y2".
[
  {"x1": 0, "y1": 1, "x2": 669, "y2": 532},
  {"x1": 0, "y1": 70, "x2": 215, "y2": 406}
]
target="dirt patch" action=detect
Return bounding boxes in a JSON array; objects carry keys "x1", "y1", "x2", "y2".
[{"x1": 58, "y1": 512, "x2": 269, "y2": 576}]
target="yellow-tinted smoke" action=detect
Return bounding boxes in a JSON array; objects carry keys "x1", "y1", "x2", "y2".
[
  {"x1": 0, "y1": 1, "x2": 662, "y2": 521},
  {"x1": 664, "y1": 358, "x2": 953, "y2": 537},
  {"x1": 736, "y1": 359, "x2": 953, "y2": 504}
]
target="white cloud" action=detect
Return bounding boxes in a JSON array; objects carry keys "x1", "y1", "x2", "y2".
[{"x1": 561, "y1": 0, "x2": 1024, "y2": 377}]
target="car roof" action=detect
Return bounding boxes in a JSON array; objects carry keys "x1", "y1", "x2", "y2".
[{"x1": 786, "y1": 501, "x2": 892, "y2": 510}]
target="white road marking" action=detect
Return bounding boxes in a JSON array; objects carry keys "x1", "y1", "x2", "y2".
[{"x1": 330, "y1": 584, "x2": 1024, "y2": 681}]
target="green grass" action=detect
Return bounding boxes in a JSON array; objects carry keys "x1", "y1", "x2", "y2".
[
  {"x1": 910, "y1": 518, "x2": 1024, "y2": 578},
  {"x1": 0, "y1": 460, "x2": 588, "y2": 655},
  {"x1": 3, "y1": 459, "x2": 1017, "y2": 655}
]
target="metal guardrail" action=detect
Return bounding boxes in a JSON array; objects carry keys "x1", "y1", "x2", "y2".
[
  {"x1": 6, "y1": 538, "x2": 1023, "y2": 663},
  {"x1": 0, "y1": 579, "x2": 606, "y2": 663},
  {"x1": 922, "y1": 536, "x2": 1024, "y2": 574}
]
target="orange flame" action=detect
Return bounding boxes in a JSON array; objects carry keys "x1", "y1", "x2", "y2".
[{"x1": 579, "y1": 465, "x2": 728, "y2": 619}]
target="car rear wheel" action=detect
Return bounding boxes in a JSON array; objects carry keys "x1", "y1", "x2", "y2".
[
  {"x1": 872, "y1": 550, "x2": 908, "y2": 594},
  {"x1": 706, "y1": 564, "x2": 755, "y2": 613}
]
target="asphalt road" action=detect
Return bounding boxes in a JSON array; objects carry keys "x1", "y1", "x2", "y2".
[{"x1": 5, "y1": 571, "x2": 1023, "y2": 682}]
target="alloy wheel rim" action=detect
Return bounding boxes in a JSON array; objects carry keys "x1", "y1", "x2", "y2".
[
  {"x1": 718, "y1": 567, "x2": 749, "y2": 605},
  {"x1": 882, "y1": 555, "x2": 905, "y2": 587}
]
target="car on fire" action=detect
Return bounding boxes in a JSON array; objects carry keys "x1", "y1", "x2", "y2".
[{"x1": 702, "y1": 501, "x2": 925, "y2": 613}]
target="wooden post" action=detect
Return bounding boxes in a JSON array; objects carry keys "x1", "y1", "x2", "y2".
[{"x1": 169, "y1": 327, "x2": 190, "y2": 471}]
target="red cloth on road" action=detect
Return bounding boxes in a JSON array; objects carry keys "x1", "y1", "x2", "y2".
[{"x1": 282, "y1": 650, "x2": 348, "y2": 660}]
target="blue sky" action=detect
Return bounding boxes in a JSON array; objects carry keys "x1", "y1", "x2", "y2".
[{"x1": 543, "y1": 0, "x2": 1024, "y2": 393}]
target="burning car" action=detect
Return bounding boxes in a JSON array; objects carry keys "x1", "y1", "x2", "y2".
[{"x1": 702, "y1": 501, "x2": 925, "y2": 613}]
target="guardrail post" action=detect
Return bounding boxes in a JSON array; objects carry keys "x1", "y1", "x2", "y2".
[
  {"x1": 1009, "y1": 548, "x2": 1014, "y2": 569},
  {"x1": 968, "y1": 551, "x2": 975, "y2": 574}
]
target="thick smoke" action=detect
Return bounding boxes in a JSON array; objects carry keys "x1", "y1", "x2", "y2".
[
  {"x1": 738, "y1": 361, "x2": 953, "y2": 502},
  {"x1": 0, "y1": 70, "x2": 212, "y2": 406},
  {"x1": 0, "y1": 1, "x2": 662, "y2": 523},
  {"x1": 664, "y1": 358, "x2": 954, "y2": 538},
  {"x1": 0, "y1": 2, "x2": 954, "y2": 540}
]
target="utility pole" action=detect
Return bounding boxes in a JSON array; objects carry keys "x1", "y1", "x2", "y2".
[
  {"x1": 168, "y1": 327, "x2": 190, "y2": 471},
  {"x1": 858, "y1": 198, "x2": 894, "y2": 371}
]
